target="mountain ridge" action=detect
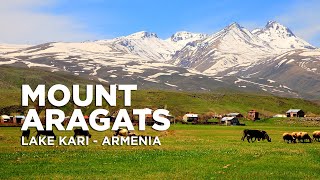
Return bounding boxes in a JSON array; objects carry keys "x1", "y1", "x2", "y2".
[{"x1": 0, "y1": 21, "x2": 319, "y2": 100}]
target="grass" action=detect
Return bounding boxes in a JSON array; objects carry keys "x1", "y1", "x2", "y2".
[
  {"x1": 0, "y1": 122, "x2": 320, "y2": 179},
  {"x1": 0, "y1": 66, "x2": 320, "y2": 179},
  {"x1": 0, "y1": 66, "x2": 320, "y2": 118}
]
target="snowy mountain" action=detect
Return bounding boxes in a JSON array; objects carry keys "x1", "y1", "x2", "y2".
[
  {"x1": 252, "y1": 21, "x2": 314, "y2": 50},
  {"x1": 171, "y1": 22, "x2": 275, "y2": 74},
  {"x1": 172, "y1": 22, "x2": 316, "y2": 75},
  {"x1": 0, "y1": 21, "x2": 319, "y2": 99},
  {"x1": 99, "y1": 31, "x2": 176, "y2": 61}
]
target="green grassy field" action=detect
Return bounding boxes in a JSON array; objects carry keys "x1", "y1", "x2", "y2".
[
  {"x1": 1, "y1": 66, "x2": 320, "y2": 179},
  {"x1": 0, "y1": 120, "x2": 320, "y2": 180},
  {"x1": 1, "y1": 66, "x2": 320, "y2": 118}
]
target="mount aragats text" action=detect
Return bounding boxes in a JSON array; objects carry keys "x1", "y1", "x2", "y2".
[{"x1": 21, "y1": 84, "x2": 171, "y2": 132}]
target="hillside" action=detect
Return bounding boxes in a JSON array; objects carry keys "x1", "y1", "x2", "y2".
[
  {"x1": 0, "y1": 66, "x2": 319, "y2": 117},
  {"x1": 130, "y1": 90, "x2": 320, "y2": 117}
]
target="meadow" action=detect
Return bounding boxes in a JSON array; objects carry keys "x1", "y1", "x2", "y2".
[
  {"x1": 0, "y1": 120, "x2": 320, "y2": 180},
  {"x1": 1, "y1": 66, "x2": 320, "y2": 179},
  {"x1": 1, "y1": 66, "x2": 320, "y2": 118}
]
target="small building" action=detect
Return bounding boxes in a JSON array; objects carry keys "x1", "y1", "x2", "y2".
[
  {"x1": 248, "y1": 110, "x2": 259, "y2": 121},
  {"x1": 13, "y1": 115, "x2": 25, "y2": 124},
  {"x1": 182, "y1": 113, "x2": 198, "y2": 123},
  {"x1": 221, "y1": 117, "x2": 239, "y2": 126},
  {"x1": 0, "y1": 115, "x2": 11, "y2": 123},
  {"x1": 226, "y1": 113, "x2": 243, "y2": 118},
  {"x1": 286, "y1": 109, "x2": 305, "y2": 117}
]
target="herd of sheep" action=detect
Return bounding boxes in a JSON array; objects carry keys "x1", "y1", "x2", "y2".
[
  {"x1": 283, "y1": 131, "x2": 320, "y2": 143},
  {"x1": 241, "y1": 129, "x2": 320, "y2": 143}
]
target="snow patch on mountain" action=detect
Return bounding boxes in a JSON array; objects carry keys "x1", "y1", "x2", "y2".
[
  {"x1": 166, "y1": 31, "x2": 207, "y2": 49},
  {"x1": 299, "y1": 50, "x2": 320, "y2": 56}
]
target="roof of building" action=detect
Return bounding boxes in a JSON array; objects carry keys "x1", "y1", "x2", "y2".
[
  {"x1": 15, "y1": 115, "x2": 25, "y2": 119},
  {"x1": 221, "y1": 117, "x2": 237, "y2": 121},
  {"x1": 286, "y1": 109, "x2": 302, "y2": 113},
  {"x1": 1, "y1": 115, "x2": 10, "y2": 119},
  {"x1": 226, "y1": 113, "x2": 241, "y2": 116}
]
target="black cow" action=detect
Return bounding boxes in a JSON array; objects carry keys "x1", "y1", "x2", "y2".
[
  {"x1": 74, "y1": 129, "x2": 92, "y2": 138},
  {"x1": 241, "y1": 129, "x2": 271, "y2": 143},
  {"x1": 21, "y1": 129, "x2": 31, "y2": 139},
  {"x1": 36, "y1": 130, "x2": 57, "y2": 140}
]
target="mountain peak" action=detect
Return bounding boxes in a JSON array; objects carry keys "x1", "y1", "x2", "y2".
[
  {"x1": 226, "y1": 22, "x2": 242, "y2": 30},
  {"x1": 264, "y1": 21, "x2": 295, "y2": 37},
  {"x1": 127, "y1": 31, "x2": 158, "y2": 39},
  {"x1": 266, "y1": 20, "x2": 278, "y2": 27},
  {"x1": 253, "y1": 20, "x2": 314, "y2": 50},
  {"x1": 265, "y1": 21, "x2": 287, "y2": 29},
  {"x1": 218, "y1": 22, "x2": 258, "y2": 42}
]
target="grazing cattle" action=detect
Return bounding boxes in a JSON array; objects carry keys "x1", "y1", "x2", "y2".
[
  {"x1": 292, "y1": 132, "x2": 312, "y2": 143},
  {"x1": 21, "y1": 129, "x2": 31, "y2": 140},
  {"x1": 241, "y1": 129, "x2": 271, "y2": 143},
  {"x1": 299, "y1": 132, "x2": 312, "y2": 143},
  {"x1": 36, "y1": 130, "x2": 56, "y2": 140},
  {"x1": 114, "y1": 128, "x2": 128, "y2": 136},
  {"x1": 282, "y1": 133, "x2": 296, "y2": 143},
  {"x1": 114, "y1": 128, "x2": 136, "y2": 136},
  {"x1": 313, "y1": 131, "x2": 320, "y2": 142},
  {"x1": 74, "y1": 129, "x2": 92, "y2": 138}
]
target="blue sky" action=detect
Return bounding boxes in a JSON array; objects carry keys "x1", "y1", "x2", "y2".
[{"x1": 0, "y1": 0, "x2": 319, "y2": 46}]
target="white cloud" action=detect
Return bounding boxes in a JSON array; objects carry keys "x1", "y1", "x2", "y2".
[
  {"x1": 0, "y1": 0, "x2": 97, "y2": 44},
  {"x1": 276, "y1": 0, "x2": 320, "y2": 46}
]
